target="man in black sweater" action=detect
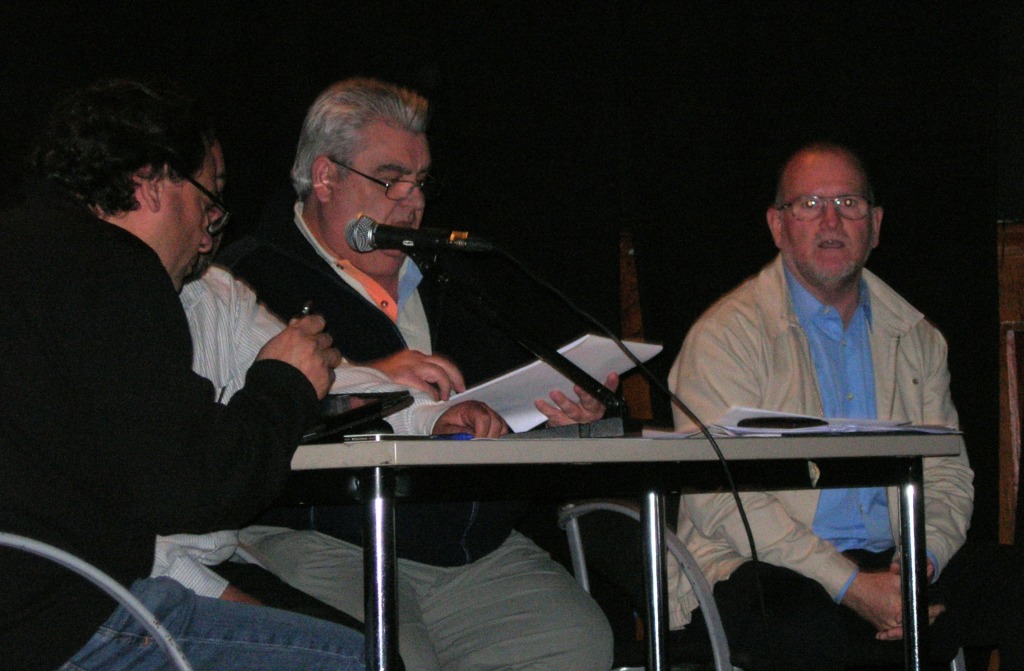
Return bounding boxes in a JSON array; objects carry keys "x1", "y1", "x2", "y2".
[{"x1": 0, "y1": 79, "x2": 368, "y2": 671}]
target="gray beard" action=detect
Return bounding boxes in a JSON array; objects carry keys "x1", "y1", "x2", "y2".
[{"x1": 797, "y1": 247, "x2": 872, "y2": 294}]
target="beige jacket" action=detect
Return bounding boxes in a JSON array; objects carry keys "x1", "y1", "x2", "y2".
[{"x1": 664, "y1": 255, "x2": 973, "y2": 629}]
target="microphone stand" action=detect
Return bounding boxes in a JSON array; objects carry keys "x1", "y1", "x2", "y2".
[{"x1": 408, "y1": 249, "x2": 628, "y2": 421}]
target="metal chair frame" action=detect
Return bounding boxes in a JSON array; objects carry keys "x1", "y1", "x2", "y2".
[
  {"x1": 558, "y1": 503, "x2": 966, "y2": 671},
  {"x1": 0, "y1": 531, "x2": 194, "y2": 671},
  {"x1": 559, "y1": 501, "x2": 734, "y2": 671}
]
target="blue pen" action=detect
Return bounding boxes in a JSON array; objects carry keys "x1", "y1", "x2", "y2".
[{"x1": 430, "y1": 432, "x2": 474, "y2": 440}]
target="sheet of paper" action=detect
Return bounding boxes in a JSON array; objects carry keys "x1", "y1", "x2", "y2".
[
  {"x1": 714, "y1": 406, "x2": 957, "y2": 435},
  {"x1": 447, "y1": 334, "x2": 662, "y2": 432}
]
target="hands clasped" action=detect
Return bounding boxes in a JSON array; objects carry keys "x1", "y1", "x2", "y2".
[
  {"x1": 842, "y1": 560, "x2": 944, "y2": 641},
  {"x1": 256, "y1": 314, "x2": 342, "y2": 399}
]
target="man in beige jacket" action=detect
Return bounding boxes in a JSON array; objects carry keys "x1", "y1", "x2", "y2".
[{"x1": 667, "y1": 143, "x2": 1021, "y2": 669}]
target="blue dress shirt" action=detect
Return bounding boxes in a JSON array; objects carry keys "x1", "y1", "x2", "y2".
[
  {"x1": 397, "y1": 260, "x2": 424, "y2": 314},
  {"x1": 785, "y1": 270, "x2": 892, "y2": 600}
]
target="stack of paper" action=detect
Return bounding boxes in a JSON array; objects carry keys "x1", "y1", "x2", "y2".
[
  {"x1": 446, "y1": 334, "x2": 662, "y2": 432},
  {"x1": 714, "y1": 407, "x2": 958, "y2": 436}
]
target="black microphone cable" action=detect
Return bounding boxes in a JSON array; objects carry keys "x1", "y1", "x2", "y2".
[{"x1": 487, "y1": 243, "x2": 775, "y2": 663}]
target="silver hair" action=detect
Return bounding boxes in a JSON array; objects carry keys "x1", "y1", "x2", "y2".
[{"x1": 290, "y1": 77, "x2": 430, "y2": 199}]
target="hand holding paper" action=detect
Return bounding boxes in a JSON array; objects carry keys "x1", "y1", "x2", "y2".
[{"x1": 446, "y1": 334, "x2": 661, "y2": 432}]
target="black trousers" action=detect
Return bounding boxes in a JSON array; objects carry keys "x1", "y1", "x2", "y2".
[{"x1": 706, "y1": 542, "x2": 1024, "y2": 671}]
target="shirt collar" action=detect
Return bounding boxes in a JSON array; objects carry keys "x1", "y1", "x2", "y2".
[
  {"x1": 292, "y1": 201, "x2": 422, "y2": 311},
  {"x1": 784, "y1": 265, "x2": 872, "y2": 330}
]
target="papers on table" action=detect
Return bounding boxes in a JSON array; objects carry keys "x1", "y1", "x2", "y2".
[
  {"x1": 717, "y1": 407, "x2": 902, "y2": 434},
  {"x1": 715, "y1": 406, "x2": 958, "y2": 436},
  {"x1": 446, "y1": 334, "x2": 662, "y2": 433},
  {"x1": 642, "y1": 407, "x2": 959, "y2": 438}
]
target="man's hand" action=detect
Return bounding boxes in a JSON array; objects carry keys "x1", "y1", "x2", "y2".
[
  {"x1": 872, "y1": 559, "x2": 942, "y2": 640},
  {"x1": 255, "y1": 314, "x2": 342, "y2": 399},
  {"x1": 842, "y1": 558, "x2": 938, "y2": 638},
  {"x1": 841, "y1": 569, "x2": 904, "y2": 631},
  {"x1": 432, "y1": 401, "x2": 509, "y2": 438},
  {"x1": 535, "y1": 372, "x2": 619, "y2": 426},
  {"x1": 368, "y1": 350, "x2": 466, "y2": 401},
  {"x1": 219, "y1": 584, "x2": 262, "y2": 605},
  {"x1": 874, "y1": 603, "x2": 946, "y2": 641}
]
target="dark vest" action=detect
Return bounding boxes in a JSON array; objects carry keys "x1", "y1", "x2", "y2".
[{"x1": 219, "y1": 198, "x2": 533, "y2": 565}]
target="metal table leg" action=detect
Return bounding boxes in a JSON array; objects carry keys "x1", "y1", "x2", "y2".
[
  {"x1": 897, "y1": 457, "x2": 927, "y2": 671},
  {"x1": 640, "y1": 490, "x2": 668, "y2": 671},
  {"x1": 361, "y1": 467, "x2": 398, "y2": 671}
]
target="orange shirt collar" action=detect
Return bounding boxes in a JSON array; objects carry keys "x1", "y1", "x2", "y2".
[{"x1": 335, "y1": 259, "x2": 399, "y2": 323}]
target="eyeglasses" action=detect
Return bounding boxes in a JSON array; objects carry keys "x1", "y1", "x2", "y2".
[
  {"x1": 777, "y1": 194, "x2": 873, "y2": 222},
  {"x1": 182, "y1": 174, "x2": 231, "y2": 235},
  {"x1": 328, "y1": 158, "x2": 441, "y2": 201}
]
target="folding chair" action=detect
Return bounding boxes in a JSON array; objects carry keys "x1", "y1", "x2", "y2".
[{"x1": 0, "y1": 531, "x2": 193, "y2": 671}]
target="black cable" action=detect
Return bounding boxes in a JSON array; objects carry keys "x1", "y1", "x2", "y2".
[{"x1": 493, "y1": 246, "x2": 775, "y2": 663}]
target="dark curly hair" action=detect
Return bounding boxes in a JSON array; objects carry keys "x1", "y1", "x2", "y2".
[{"x1": 30, "y1": 78, "x2": 216, "y2": 215}]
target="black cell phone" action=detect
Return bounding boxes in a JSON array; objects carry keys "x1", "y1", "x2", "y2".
[
  {"x1": 301, "y1": 391, "x2": 413, "y2": 443},
  {"x1": 736, "y1": 415, "x2": 828, "y2": 429}
]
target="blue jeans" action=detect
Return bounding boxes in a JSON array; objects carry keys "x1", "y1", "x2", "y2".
[{"x1": 59, "y1": 577, "x2": 365, "y2": 671}]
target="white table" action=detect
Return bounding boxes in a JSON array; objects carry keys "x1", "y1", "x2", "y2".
[{"x1": 290, "y1": 432, "x2": 964, "y2": 671}]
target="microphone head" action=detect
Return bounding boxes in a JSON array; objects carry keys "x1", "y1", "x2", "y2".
[{"x1": 345, "y1": 215, "x2": 377, "y2": 253}]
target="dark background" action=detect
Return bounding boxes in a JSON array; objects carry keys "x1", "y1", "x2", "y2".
[{"x1": 1, "y1": 1, "x2": 1020, "y2": 543}]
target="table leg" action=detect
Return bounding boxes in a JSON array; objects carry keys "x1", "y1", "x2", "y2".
[
  {"x1": 361, "y1": 467, "x2": 398, "y2": 671},
  {"x1": 640, "y1": 490, "x2": 668, "y2": 671},
  {"x1": 897, "y1": 457, "x2": 927, "y2": 671}
]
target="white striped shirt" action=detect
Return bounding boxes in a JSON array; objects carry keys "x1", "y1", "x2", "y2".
[{"x1": 151, "y1": 265, "x2": 444, "y2": 596}]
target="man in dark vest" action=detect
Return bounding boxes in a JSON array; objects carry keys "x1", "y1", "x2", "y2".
[{"x1": 221, "y1": 77, "x2": 614, "y2": 671}]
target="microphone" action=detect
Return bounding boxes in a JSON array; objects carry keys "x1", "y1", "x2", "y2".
[{"x1": 344, "y1": 215, "x2": 495, "y2": 253}]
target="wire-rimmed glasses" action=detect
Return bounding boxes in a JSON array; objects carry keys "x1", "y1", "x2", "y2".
[
  {"x1": 777, "y1": 194, "x2": 873, "y2": 221},
  {"x1": 329, "y1": 158, "x2": 441, "y2": 201}
]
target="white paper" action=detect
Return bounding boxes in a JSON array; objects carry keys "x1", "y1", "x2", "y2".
[
  {"x1": 714, "y1": 406, "x2": 957, "y2": 435},
  {"x1": 447, "y1": 334, "x2": 662, "y2": 432}
]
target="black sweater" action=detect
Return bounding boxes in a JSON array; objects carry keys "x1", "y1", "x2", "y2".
[{"x1": 0, "y1": 183, "x2": 320, "y2": 670}]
